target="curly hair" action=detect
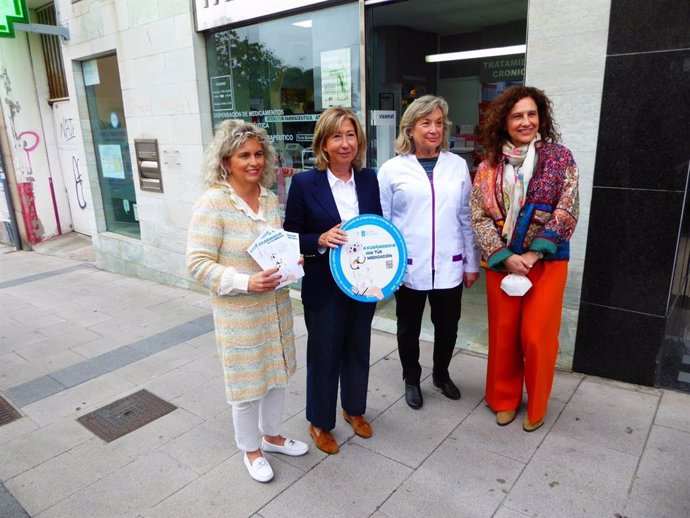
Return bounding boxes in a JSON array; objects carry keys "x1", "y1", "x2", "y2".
[
  {"x1": 312, "y1": 107, "x2": 366, "y2": 171},
  {"x1": 479, "y1": 86, "x2": 561, "y2": 165},
  {"x1": 395, "y1": 95, "x2": 452, "y2": 156},
  {"x1": 201, "y1": 119, "x2": 277, "y2": 188}
]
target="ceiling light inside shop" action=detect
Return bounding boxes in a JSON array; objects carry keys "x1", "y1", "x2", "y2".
[
  {"x1": 425, "y1": 44, "x2": 526, "y2": 63},
  {"x1": 292, "y1": 20, "x2": 312, "y2": 28}
]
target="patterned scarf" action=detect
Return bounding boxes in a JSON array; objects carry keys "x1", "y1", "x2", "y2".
[{"x1": 501, "y1": 133, "x2": 541, "y2": 241}]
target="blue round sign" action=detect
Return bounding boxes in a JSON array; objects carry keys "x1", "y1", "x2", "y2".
[{"x1": 329, "y1": 214, "x2": 408, "y2": 302}]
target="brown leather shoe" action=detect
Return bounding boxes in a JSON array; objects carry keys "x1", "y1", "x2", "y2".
[
  {"x1": 496, "y1": 409, "x2": 517, "y2": 426},
  {"x1": 342, "y1": 410, "x2": 373, "y2": 438},
  {"x1": 522, "y1": 415, "x2": 545, "y2": 432},
  {"x1": 308, "y1": 424, "x2": 339, "y2": 454}
]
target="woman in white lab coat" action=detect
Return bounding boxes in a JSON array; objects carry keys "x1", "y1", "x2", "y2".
[{"x1": 378, "y1": 95, "x2": 479, "y2": 410}]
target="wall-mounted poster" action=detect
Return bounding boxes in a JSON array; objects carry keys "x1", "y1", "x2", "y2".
[
  {"x1": 98, "y1": 144, "x2": 125, "y2": 179},
  {"x1": 320, "y1": 48, "x2": 351, "y2": 108}
]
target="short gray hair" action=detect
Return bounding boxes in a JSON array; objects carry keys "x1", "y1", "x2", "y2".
[
  {"x1": 202, "y1": 119, "x2": 277, "y2": 188},
  {"x1": 394, "y1": 95, "x2": 452, "y2": 155}
]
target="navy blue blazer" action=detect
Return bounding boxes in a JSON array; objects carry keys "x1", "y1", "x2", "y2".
[{"x1": 284, "y1": 167, "x2": 383, "y2": 307}]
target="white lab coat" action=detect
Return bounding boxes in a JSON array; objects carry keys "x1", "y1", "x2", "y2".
[{"x1": 378, "y1": 151, "x2": 479, "y2": 290}]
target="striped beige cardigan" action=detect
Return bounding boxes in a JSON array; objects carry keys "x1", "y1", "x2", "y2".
[{"x1": 186, "y1": 185, "x2": 296, "y2": 404}]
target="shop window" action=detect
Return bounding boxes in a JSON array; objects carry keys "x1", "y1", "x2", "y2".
[
  {"x1": 205, "y1": 2, "x2": 361, "y2": 209},
  {"x1": 84, "y1": 54, "x2": 140, "y2": 238}
]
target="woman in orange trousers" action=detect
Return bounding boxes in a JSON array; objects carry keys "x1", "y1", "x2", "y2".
[{"x1": 470, "y1": 86, "x2": 579, "y2": 431}]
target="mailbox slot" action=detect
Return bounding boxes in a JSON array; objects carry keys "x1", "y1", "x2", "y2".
[{"x1": 134, "y1": 139, "x2": 163, "y2": 193}]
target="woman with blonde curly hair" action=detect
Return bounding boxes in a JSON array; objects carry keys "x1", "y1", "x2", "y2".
[
  {"x1": 471, "y1": 86, "x2": 579, "y2": 432},
  {"x1": 187, "y1": 120, "x2": 308, "y2": 483}
]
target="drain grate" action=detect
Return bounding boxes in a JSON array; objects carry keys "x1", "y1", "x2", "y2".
[
  {"x1": 77, "y1": 389, "x2": 176, "y2": 442},
  {"x1": 0, "y1": 396, "x2": 21, "y2": 427}
]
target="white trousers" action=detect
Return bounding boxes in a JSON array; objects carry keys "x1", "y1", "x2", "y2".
[{"x1": 232, "y1": 387, "x2": 285, "y2": 452}]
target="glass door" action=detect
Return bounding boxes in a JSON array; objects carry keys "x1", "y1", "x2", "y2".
[{"x1": 84, "y1": 54, "x2": 139, "y2": 238}]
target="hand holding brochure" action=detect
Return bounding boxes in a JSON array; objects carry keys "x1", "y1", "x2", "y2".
[{"x1": 247, "y1": 228, "x2": 304, "y2": 289}]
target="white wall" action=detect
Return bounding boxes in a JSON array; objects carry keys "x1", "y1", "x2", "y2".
[
  {"x1": 57, "y1": 0, "x2": 210, "y2": 287},
  {"x1": 526, "y1": 0, "x2": 612, "y2": 366}
]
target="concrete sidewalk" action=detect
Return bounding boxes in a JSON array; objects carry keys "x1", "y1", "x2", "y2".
[{"x1": 1, "y1": 243, "x2": 689, "y2": 517}]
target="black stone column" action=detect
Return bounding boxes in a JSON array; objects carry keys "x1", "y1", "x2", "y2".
[{"x1": 573, "y1": 0, "x2": 690, "y2": 386}]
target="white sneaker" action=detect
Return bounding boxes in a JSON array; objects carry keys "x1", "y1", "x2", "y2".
[
  {"x1": 262, "y1": 437, "x2": 309, "y2": 457},
  {"x1": 243, "y1": 453, "x2": 274, "y2": 483}
]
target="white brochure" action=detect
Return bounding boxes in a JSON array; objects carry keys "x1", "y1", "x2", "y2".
[{"x1": 247, "y1": 228, "x2": 304, "y2": 289}]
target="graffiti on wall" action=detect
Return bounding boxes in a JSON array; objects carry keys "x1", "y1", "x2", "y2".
[
  {"x1": 1, "y1": 66, "x2": 46, "y2": 242},
  {"x1": 72, "y1": 156, "x2": 86, "y2": 209},
  {"x1": 58, "y1": 116, "x2": 76, "y2": 143},
  {"x1": 59, "y1": 115, "x2": 88, "y2": 211}
]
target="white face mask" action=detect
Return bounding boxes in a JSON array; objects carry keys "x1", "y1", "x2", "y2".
[{"x1": 500, "y1": 273, "x2": 532, "y2": 296}]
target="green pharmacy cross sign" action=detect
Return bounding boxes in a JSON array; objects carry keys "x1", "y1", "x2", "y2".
[{"x1": 0, "y1": 0, "x2": 29, "y2": 38}]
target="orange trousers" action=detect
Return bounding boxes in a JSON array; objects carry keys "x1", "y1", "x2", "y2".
[{"x1": 484, "y1": 260, "x2": 568, "y2": 424}]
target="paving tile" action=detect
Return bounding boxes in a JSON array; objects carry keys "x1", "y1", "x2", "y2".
[
  {"x1": 366, "y1": 356, "x2": 406, "y2": 413},
  {"x1": 492, "y1": 507, "x2": 532, "y2": 518},
  {"x1": 21, "y1": 373, "x2": 136, "y2": 426},
  {"x1": 4, "y1": 375, "x2": 66, "y2": 408},
  {"x1": 145, "y1": 452, "x2": 302, "y2": 518},
  {"x1": 143, "y1": 367, "x2": 209, "y2": 402},
  {"x1": 503, "y1": 434, "x2": 638, "y2": 518},
  {"x1": 655, "y1": 389, "x2": 690, "y2": 432},
  {"x1": 628, "y1": 425, "x2": 690, "y2": 518},
  {"x1": 69, "y1": 408, "x2": 203, "y2": 478},
  {"x1": 292, "y1": 313, "x2": 307, "y2": 339},
  {"x1": 178, "y1": 351, "x2": 223, "y2": 380},
  {"x1": 39, "y1": 450, "x2": 198, "y2": 518},
  {"x1": 0, "y1": 329, "x2": 47, "y2": 355},
  {"x1": 369, "y1": 329, "x2": 398, "y2": 364},
  {"x1": 451, "y1": 399, "x2": 566, "y2": 464},
  {"x1": 0, "y1": 416, "x2": 39, "y2": 447},
  {"x1": 294, "y1": 334, "x2": 307, "y2": 369},
  {"x1": 69, "y1": 334, "x2": 133, "y2": 359},
  {"x1": 550, "y1": 369, "x2": 584, "y2": 403},
  {"x1": 349, "y1": 376, "x2": 472, "y2": 469},
  {"x1": 5, "y1": 451, "x2": 101, "y2": 515},
  {"x1": 0, "y1": 352, "x2": 27, "y2": 374},
  {"x1": 282, "y1": 367, "x2": 307, "y2": 419},
  {"x1": 53, "y1": 307, "x2": 113, "y2": 327},
  {"x1": 380, "y1": 436, "x2": 525, "y2": 518},
  {"x1": 114, "y1": 343, "x2": 207, "y2": 385},
  {"x1": 171, "y1": 378, "x2": 229, "y2": 420},
  {"x1": 259, "y1": 443, "x2": 412, "y2": 518},
  {"x1": 0, "y1": 480, "x2": 28, "y2": 518},
  {"x1": 550, "y1": 378, "x2": 658, "y2": 456},
  {"x1": 159, "y1": 409, "x2": 236, "y2": 475},
  {"x1": 0, "y1": 418, "x2": 93, "y2": 481}
]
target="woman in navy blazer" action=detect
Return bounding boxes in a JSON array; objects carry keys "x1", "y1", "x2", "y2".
[{"x1": 284, "y1": 107, "x2": 382, "y2": 454}]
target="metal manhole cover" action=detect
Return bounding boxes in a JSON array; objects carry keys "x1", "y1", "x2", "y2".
[
  {"x1": 0, "y1": 396, "x2": 21, "y2": 426},
  {"x1": 77, "y1": 389, "x2": 176, "y2": 442}
]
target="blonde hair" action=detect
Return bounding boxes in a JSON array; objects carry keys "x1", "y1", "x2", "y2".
[
  {"x1": 312, "y1": 107, "x2": 366, "y2": 171},
  {"x1": 202, "y1": 119, "x2": 277, "y2": 188},
  {"x1": 394, "y1": 95, "x2": 452, "y2": 155}
]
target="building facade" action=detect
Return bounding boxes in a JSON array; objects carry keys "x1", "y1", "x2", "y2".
[{"x1": 0, "y1": 0, "x2": 688, "y2": 393}]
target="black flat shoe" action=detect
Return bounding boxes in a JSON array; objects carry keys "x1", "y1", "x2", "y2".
[
  {"x1": 433, "y1": 376, "x2": 461, "y2": 400},
  {"x1": 404, "y1": 382, "x2": 423, "y2": 409}
]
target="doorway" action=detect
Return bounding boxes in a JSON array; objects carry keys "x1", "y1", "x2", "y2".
[{"x1": 365, "y1": 0, "x2": 529, "y2": 358}]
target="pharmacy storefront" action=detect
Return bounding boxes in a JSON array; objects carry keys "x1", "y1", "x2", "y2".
[{"x1": 196, "y1": 0, "x2": 530, "y2": 362}]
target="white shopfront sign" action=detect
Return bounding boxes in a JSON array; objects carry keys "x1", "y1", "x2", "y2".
[{"x1": 193, "y1": 0, "x2": 333, "y2": 31}]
